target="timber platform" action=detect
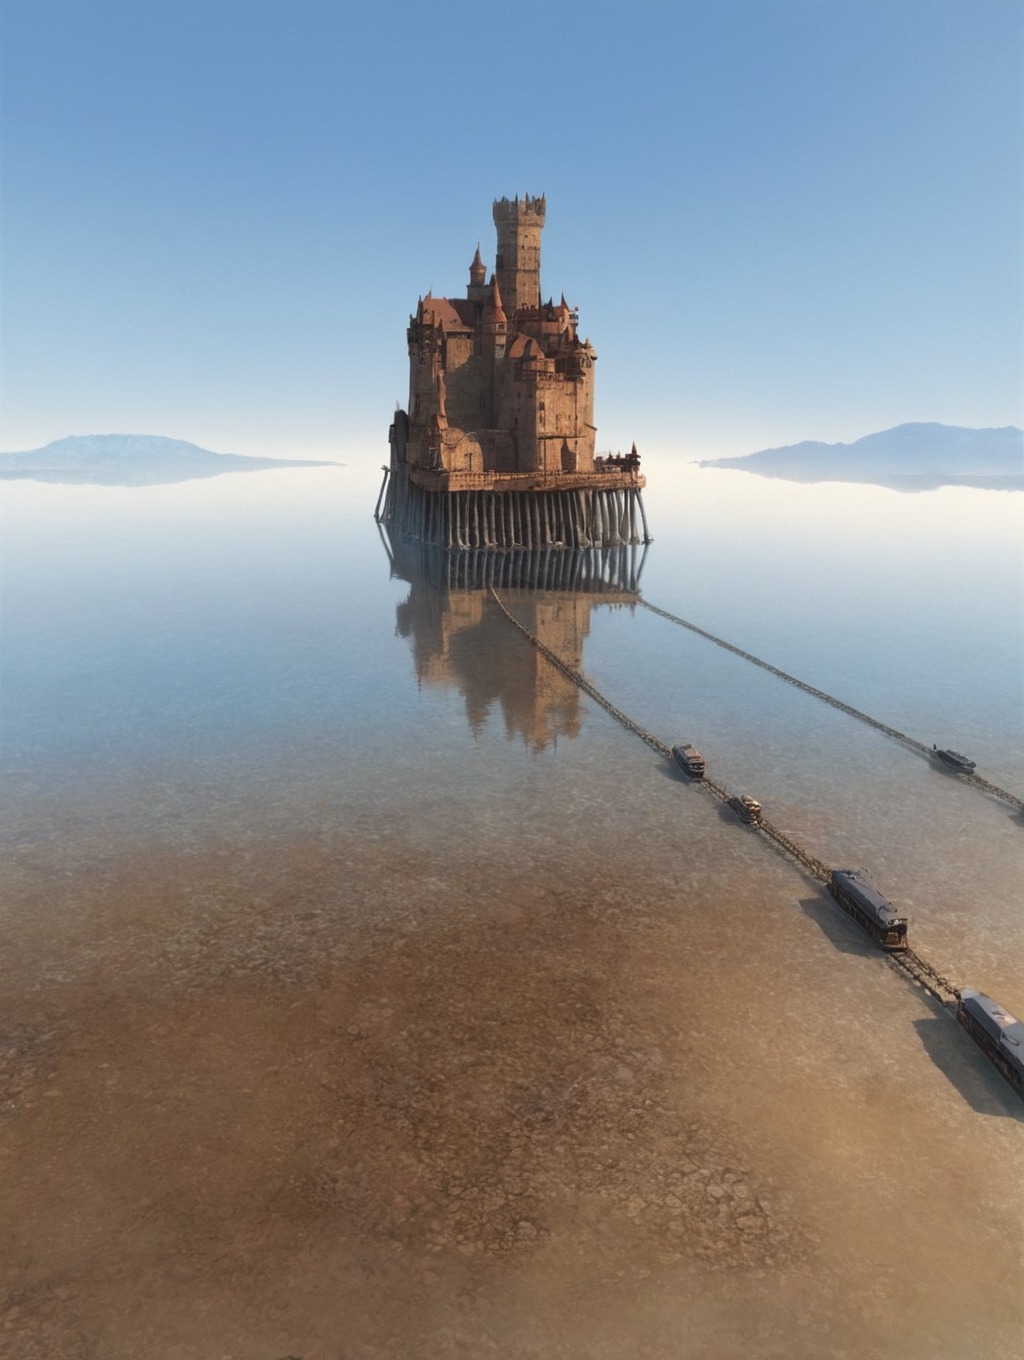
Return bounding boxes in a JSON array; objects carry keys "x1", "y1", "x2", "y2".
[{"x1": 377, "y1": 461, "x2": 649, "y2": 551}]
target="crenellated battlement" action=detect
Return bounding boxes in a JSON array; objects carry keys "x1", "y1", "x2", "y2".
[{"x1": 492, "y1": 193, "x2": 546, "y2": 225}]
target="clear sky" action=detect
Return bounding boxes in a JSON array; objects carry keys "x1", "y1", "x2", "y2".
[{"x1": 1, "y1": 0, "x2": 1021, "y2": 461}]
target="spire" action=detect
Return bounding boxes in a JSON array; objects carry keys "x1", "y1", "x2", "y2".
[
  {"x1": 469, "y1": 244, "x2": 486, "y2": 287},
  {"x1": 482, "y1": 273, "x2": 506, "y2": 325}
]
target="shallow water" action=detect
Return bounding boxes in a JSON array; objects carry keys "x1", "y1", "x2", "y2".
[{"x1": 1, "y1": 459, "x2": 1022, "y2": 1358}]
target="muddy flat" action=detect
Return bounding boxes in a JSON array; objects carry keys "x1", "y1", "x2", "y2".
[{"x1": 3, "y1": 806, "x2": 1021, "y2": 1360}]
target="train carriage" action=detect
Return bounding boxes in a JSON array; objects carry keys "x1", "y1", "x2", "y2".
[
  {"x1": 933, "y1": 746, "x2": 976, "y2": 773},
  {"x1": 828, "y1": 869, "x2": 908, "y2": 951},
  {"x1": 672, "y1": 743, "x2": 706, "y2": 779},
  {"x1": 956, "y1": 989, "x2": 1024, "y2": 1100},
  {"x1": 728, "y1": 794, "x2": 762, "y2": 825}
]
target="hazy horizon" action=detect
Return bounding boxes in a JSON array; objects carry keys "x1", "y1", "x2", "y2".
[{"x1": 1, "y1": 0, "x2": 1021, "y2": 462}]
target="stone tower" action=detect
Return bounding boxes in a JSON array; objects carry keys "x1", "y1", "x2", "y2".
[{"x1": 492, "y1": 194, "x2": 546, "y2": 320}]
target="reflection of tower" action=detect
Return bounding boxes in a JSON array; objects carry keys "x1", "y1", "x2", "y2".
[
  {"x1": 507, "y1": 595, "x2": 592, "y2": 750},
  {"x1": 383, "y1": 528, "x2": 645, "y2": 752},
  {"x1": 396, "y1": 582, "x2": 588, "y2": 751}
]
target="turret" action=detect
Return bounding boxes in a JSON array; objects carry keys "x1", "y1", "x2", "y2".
[{"x1": 467, "y1": 245, "x2": 487, "y2": 303}]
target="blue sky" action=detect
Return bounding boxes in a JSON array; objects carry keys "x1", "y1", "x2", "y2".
[{"x1": 1, "y1": 0, "x2": 1021, "y2": 460}]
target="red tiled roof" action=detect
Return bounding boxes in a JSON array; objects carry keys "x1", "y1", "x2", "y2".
[
  {"x1": 420, "y1": 293, "x2": 473, "y2": 332},
  {"x1": 505, "y1": 333, "x2": 544, "y2": 360}
]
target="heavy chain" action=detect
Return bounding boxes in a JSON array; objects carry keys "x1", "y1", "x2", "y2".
[
  {"x1": 639, "y1": 598, "x2": 1024, "y2": 815},
  {"x1": 889, "y1": 950, "x2": 960, "y2": 1007}
]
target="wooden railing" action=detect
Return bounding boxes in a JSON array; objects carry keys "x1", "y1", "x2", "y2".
[{"x1": 408, "y1": 464, "x2": 645, "y2": 493}]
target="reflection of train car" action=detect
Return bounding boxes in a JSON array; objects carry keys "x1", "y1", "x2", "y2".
[
  {"x1": 956, "y1": 989, "x2": 1024, "y2": 1100},
  {"x1": 828, "y1": 869, "x2": 908, "y2": 951},
  {"x1": 933, "y1": 746, "x2": 976, "y2": 773},
  {"x1": 672, "y1": 744, "x2": 706, "y2": 779},
  {"x1": 728, "y1": 794, "x2": 762, "y2": 825}
]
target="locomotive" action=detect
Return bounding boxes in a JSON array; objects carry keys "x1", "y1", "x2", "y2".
[
  {"x1": 828, "y1": 869, "x2": 909, "y2": 951},
  {"x1": 956, "y1": 989, "x2": 1024, "y2": 1100}
]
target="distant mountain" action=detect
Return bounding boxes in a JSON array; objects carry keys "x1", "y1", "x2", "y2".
[
  {"x1": 699, "y1": 423, "x2": 1024, "y2": 492},
  {"x1": 0, "y1": 434, "x2": 341, "y2": 486}
]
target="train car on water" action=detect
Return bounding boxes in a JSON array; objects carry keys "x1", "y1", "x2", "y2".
[
  {"x1": 933, "y1": 746, "x2": 976, "y2": 773},
  {"x1": 828, "y1": 869, "x2": 908, "y2": 951},
  {"x1": 672, "y1": 744, "x2": 706, "y2": 779},
  {"x1": 728, "y1": 794, "x2": 762, "y2": 825},
  {"x1": 956, "y1": 989, "x2": 1024, "y2": 1100}
]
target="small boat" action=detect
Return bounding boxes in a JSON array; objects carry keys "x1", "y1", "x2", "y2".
[
  {"x1": 672, "y1": 743, "x2": 706, "y2": 779},
  {"x1": 728, "y1": 794, "x2": 762, "y2": 824},
  {"x1": 933, "y1": 746, "x2": 976, "y2": 773}
]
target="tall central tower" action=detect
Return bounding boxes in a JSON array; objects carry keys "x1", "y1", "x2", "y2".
[{"x1": 492, "y1": 193, "x2": 546, "y2": 319}]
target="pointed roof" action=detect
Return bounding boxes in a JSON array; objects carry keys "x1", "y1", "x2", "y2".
[
  {"x1": 482, "y1": 273, "x2": 506, "y2": 325},
  {"x1": 469, "y1": 244, "x2": 486, "y2": 284}
]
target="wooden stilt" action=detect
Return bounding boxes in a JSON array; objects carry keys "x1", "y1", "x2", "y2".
[
  {"x1": 638, "y1": 490, "x2": 651, "y2": 544},
  {"x1": 373, "y1": 468, "x2": 389, "y2": 521}
]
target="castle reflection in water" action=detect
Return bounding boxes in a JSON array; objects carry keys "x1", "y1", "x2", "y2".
[{"x1": 379, "y1": 526, "x2": 647, "y2": 752}]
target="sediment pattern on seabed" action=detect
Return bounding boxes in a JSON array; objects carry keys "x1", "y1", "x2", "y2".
[{"x1": 3, "y1": 830, "x2": 834, "y2": 1358}]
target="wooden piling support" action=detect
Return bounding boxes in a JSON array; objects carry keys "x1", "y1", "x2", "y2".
[{"x1": 638, "y1": 490, "x2": 651, "y2": 544}]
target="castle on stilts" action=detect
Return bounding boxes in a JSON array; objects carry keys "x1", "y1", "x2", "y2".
[{"x1": 376, "y1": 194, "x2": 650, "y2": 551}]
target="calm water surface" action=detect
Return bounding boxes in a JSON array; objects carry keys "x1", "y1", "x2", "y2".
[
  {"x1": 1, "y1": 458, "x2": 1021, "y2": 1358},
  {"x1": 4, "y1": 461, "x2": 1020, "y2": 975}
]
